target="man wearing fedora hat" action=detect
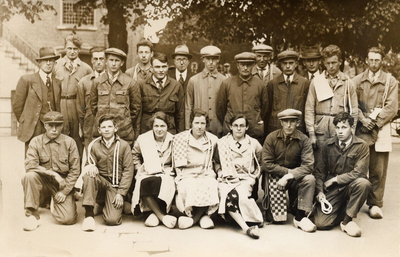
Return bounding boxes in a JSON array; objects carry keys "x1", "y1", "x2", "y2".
[
  {"x1": 265, "y1": 50, "x2": 310, "y2": 136},
  {"x1": 168, "y1": 45, "x2": 194, "y2": 95},
  {"x1": 22, "y1": 111, "x2": 80, "y2": 231},
  {"x1": 185, "y1": 45, "x2": 226, "y2": 137},
  {"x1": 13, "y1": 47, "x2": 62, "y2": 154},
  {"x1": 54, "y1": 34, "x2": 93, "y2": 158},
  {"x1": 300, "y1": 46, "x2": 322, "y2": 80},
  {"x1": 251, "y1": 44, "x2": 281, "y2": 84}
]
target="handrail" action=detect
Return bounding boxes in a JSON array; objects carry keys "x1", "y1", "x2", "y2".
[{"x1": 2, "y1": 23, "x2": 38, "y2": 69}]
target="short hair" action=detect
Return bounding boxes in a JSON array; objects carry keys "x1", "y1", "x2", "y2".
[
  {"x1": 136, "y1": 38, "x2": 153, "y2": 52},
  {"x1": 229, "y1": 114, "x2": 249, "y2": 126},
  {"x1": 149, "y1": 111, "x2": 168, "y2": 128},
  {"x1": 64, "y1": 34, "x2": 83, "y2": 48},
  {"x1": 367, "y1": 47, "x2": 385, "y2": 59},
  {"x1": 90, "y1": 46, "x2": 106, "y2": 55},
  {"x1": 98, "y1": 114, "x2": 117, "y2": 127},
  {"x1": 333, "y1": 112, "x2": 354, "y2": 127},
  {"x1": 190, "y1": 109, "x2": 210, "y2": 126},
  {"x1": 321, "y1": 45, "x2": 342, "y2": 61},
  {"x1": 152, "y1": 52, "x2": 168, "y2": 65}
]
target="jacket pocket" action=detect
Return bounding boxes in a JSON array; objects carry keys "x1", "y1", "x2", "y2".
[
  {"x1": 58, "y1": 157, "x2": 70, "y2": 172},
  {"x1": 39, "y1": 155, "x2": 50, "y2": 164},
  {"x1": 116, "y1": 90, "x2": 127, "y2": 104}
]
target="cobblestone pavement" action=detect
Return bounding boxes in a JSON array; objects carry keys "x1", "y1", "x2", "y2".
[{"x1": 0, "y1": 136, "x2": 399, "y2": 257}]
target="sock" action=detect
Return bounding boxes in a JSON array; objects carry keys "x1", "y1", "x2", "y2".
[
  {"x1": 342, "y1": 215, "x2": 352, "y2": 225},
  {"x1": 84, "y1": 205, "x2": 94, "y2": 218},
  {"x1": 295, "y1": 210, "x2": 306, "y2": 221},
  {"x1": 26, "y1": 207, "x2": 40, "y2": 220}
]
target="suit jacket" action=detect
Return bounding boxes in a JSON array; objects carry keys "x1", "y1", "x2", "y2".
[
  {"x1": 168, "y1": 68, "x2": 194, "y2": 95},
  {"x1": 12, "y1": 72, "x2": 61, "y2": 142}
]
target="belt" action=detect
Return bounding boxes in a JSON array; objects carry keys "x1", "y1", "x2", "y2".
[
  {"x1": 315, "y1": 113, "x2": 337, "y2": 117},
  {"x1": 61, "y1": 95, "x2": 76, "y2": 99}
]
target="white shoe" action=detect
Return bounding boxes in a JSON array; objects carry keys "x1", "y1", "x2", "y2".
[
  {"x1": 82, "y1": 217, "x2": 96, "y2": 231},
  {"x1": 369, "y1": 206, "x2": 383, "y2": 219},
  {"x1": 340, "y1": 221, "x2": 361, "y2": 237},
  {"x1": 23, "y1": 215, "x2": 40, "y2": 231},
  {"x1": 162, "y1": 215, "x2": 177, "y2": 229},
  {"x1": 178, "y1": 216, "x2": 194, "y2": 229},
  {"x1": 199, "y1": 215, "x2": 214, "y2": 229},
  {"x1": 144, "y1": 213, "x2": 159, "y2": 227},
  {"x1": 293, "y1": 217, "x2": 317, "y2": 232}
]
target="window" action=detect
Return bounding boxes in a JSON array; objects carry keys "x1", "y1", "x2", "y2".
[{"x1": 58, "y1": 0, "x2": 96, "y2": 30}]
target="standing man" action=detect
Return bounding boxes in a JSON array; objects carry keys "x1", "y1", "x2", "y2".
[
  {"x1": 185, "y1": 45, "x2": 226, "y2": 137},
  {"x1": 300, "y1": 46, "x2": 322, "y2": 80},
  {"x1": 314, "y1": 112, "x2": 371, "y2": 237},
  {"x1": 168, "y1": 45, "x2": 194, "y2": 95},
  {"x1": 77, "y1": 47, "x2": 106, "y2": 151},
  {"x1": 22, "y1": 111, "x2": 80, "y2": 231},
  {"x1": 54, "y1": 34, "x2": 93, "y2": 157},
  {"x1": 262, "y1": 109, "x2": 316, "y2": 232},
  {"x1": 265, "y1": 50, "x2": 310, "y2": 136},
  {"x1": 217, "y1": 52, "x2": 268, "y2": 143},
  {"x1": 126, "y1": 38, "x2": 153, "y2": 83},
  {"x1": 137, "y1": 53, "x2": 184, "y2": 134},
  {"x1": 353, "y1": 47, "x2": 398, "y2": 219},
  {"x1": 13, "y1": 47, "x2": 61, "y2": 154},
  {"x1": 91, "y1": 48, "x2": 141, "y2": 147},
  {"x1": 305, "y1": 45, "x2": 358, "y2": 160},
  {"x1": 251, "y1": 44, "x2": 281, "y2": 84},
  {"x1": 222, "y1": 63, "x2": 232, "y2": 78}
]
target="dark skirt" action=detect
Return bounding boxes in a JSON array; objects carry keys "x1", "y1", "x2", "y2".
[{"x1": 140, "y1": 176, "x2": 162, "y2": 197}]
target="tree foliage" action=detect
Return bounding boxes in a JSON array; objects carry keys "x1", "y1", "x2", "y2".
[
  {"x1": 147, "y1": 0, "x2": 400, "y2": 56},
  {"x1": 0, "y1": 0, "x2": 56, "y2": 23}
]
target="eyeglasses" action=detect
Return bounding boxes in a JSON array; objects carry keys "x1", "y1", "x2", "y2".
[{"x1": 175, "y1": 58, "x2": 188, "y2": 63}]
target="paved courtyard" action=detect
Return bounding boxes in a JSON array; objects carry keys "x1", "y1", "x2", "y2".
[{"x1": 0, "y1": 136, "x2": 399, "y2": 257}]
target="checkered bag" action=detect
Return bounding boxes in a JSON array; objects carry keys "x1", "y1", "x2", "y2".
[
  {"x1": 172, "y1": 131, "x2": 190, "y2": 168},
  {"x1": 268, "y1": 174, "x2": 287, "y2": 222}
]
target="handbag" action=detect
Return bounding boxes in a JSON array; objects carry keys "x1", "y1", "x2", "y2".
[{"x1": 375, "y1": 73, "x2": 392, "y2": 152}]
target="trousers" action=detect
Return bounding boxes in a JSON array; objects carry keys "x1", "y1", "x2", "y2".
[{"x1": 367, "y1": 146, "x2": 389, "y2": 208}]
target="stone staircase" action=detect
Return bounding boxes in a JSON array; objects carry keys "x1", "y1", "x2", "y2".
[{"x1": 0, "y1": 37, "x2": 38, "y2": 136}]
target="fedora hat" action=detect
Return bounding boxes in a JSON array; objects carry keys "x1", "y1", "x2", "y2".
[
  {"x1": 171, "y1": 45, "x2": 192, "y2": 59},
  {"x1": 36, "y1": 47, "x2": 60, "y2": 62},
  {"x1": 300, "y1": 46, "x2": 321, "y2": 59}
]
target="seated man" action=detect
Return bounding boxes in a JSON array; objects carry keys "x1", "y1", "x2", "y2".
[
  {"x1": 22, "y1": 111, "x2": 80, "y2": 231},
  {"x1": 262, "y1": 109, "x2": 316, "y2": 232},
  {"x1": 314, "y1": 112, "x2": 371, "y2": 237},
  {"x1": 81, "y1": 114, "x2": 134, "y2": 231}
]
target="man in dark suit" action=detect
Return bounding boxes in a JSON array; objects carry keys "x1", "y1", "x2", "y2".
[
  {"x1": 299, "y1": 46, "x2": 322, "y2": 80},
  {"x1": 13, "y1": 47, "x2": 62, "y2": 154},
  {"x1": 168, "y1": 45, "x2": 194, "y2": 95}
]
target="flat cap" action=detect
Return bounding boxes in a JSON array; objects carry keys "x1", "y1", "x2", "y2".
[
  {"x1": 277, "y1": 109, "x2": 302, "y2": 120},
  {"x1": 277, "y1": 50, "x2": 299, "y2": 61},
  {"x1": 234, "y1": 52, "x2": 256, "y2": 63},
  {"x1": 43, "y1": 111, "x2": 64, "y2": 124},
  {"x1": 252, "y1": 44, "x2": 273, "y2": 53},
  {"x1": 300, "y1": 46, "x2": 321, "y2": 59},
  {"x1": 200, "y1": 45, "x2": 221, "y2": 57},
  {"x1": 171, "y1": 45, "x2": 192, "y2": 59},
  {"x1": 105, "y1": 47, "x2": 126, "y2": 59}
]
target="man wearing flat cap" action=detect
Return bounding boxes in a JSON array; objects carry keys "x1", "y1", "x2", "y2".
[
  {"x1": 54, "y1": 34, "x2": 93, "y2": 157},
  {"x1": 262, "y1": 109, "x2": 316, "y2": 233},
  {"x1": 22, "y1": 111, "x2": 80, "y2": 231},
  {"x1": 91, "y1": 48, "x2": 141, "y2": 147},
  {"x1": 265, "y1": 50, "x2": 310, "y2": 136},
  {"x1": 185, "y1": 45, "x2": 226, "y2": 137},
  {"x1": 168, "y1": 45, "x2": 194, "y2": 95},
  {"x1": 126, "y1": 38, "x2": 154, "y2": 83},
  {"x1": 13, "y1": 47, "x2": 62, "y2": 154},
  {"x1": 300, "y1": 46, "x2": 322, "y2": 80},
  {"x1": 217, "y1": 52, "x2": 268, "y2": 143},
  {"x1": 251, "y1": 44, "x2": 281, "y2": 84}
]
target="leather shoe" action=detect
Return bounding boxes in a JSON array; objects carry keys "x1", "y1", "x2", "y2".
[
  {"x1": 178, "y1": 216, "x2": 194, "y2": 229},
  {"x1": 144, "y1": 213, "x2": 159, "y2": 227},
  {"x1": 369, "y1": 206, "x2": 383, "y2": 219},
  {"x1": 82, "y1": 217, "x2": 96, "y2": 231},
  {"x1": 340, "y1": 221, "x2": 361, "y2": 237},
  {"x1": 293, "y1": 217, "x2": 317, "y2": 232},
  {"x1": 23, "y1": 215, "x2": 40, "y2": 231},
  {"x1": 199, "y1": 215, "x2": 214, "y2": 229},
  {"x1": 246, "y1": 226, "x2": 260, "y2": 239},
  {"x1": 162, "y1": 215, "x2": 177, "y2": 229}
]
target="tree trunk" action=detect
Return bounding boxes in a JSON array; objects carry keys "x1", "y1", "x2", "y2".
[{"x1": 105, "y1": 0, "x2": 128, "y2": 71}]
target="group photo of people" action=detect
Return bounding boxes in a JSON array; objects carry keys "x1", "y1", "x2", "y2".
[{"x1": 12, "y1": 31, "x2": 398, "y2": 244}]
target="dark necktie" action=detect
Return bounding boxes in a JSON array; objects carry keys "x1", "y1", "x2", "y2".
[
  {"x1": 285, "y1": 137, "x2": 291, "y2": 146},
  {"x1": 340, "y1": 142, "x2": 346, "y2": 151},
  {"x1": 310, "y1": 74, "x2": 315, "y2": 80},
  {"x1": 236, "y1": 141, "x2": 242, "y2": 149},
  {"x1": 157, "y1": 80, "x2": 163, "y2": 89},
  {"x1": 46, "y1": 75, "x2": 51, "y2": 87},
  {"x1": 286, "y1": 76, "x2": 291, "y2": 87},
  {"x1": 179, "y1": 74, "x2": 184, "y2": 85}
]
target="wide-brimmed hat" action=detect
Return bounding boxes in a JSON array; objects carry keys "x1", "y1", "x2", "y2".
[
  {"x1": 36, "y1": 47, "x2": 60, "y2": 62},
  {"x1": 171, "y1": 45, "x2": 192, "y2": 59},
  {"x1": 300, "y1": 46, "x2": 322, "y2": 59}
]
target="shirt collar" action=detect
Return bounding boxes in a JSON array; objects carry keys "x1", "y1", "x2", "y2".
[
  {"x1": 176, "y1": 69, "x2": 187, "y2": 80},
  {"x1": 39, "y1": 69, "x2": 52, "y2": 85},
  {"x1": 43, "y1": 133, "x2": 61, "y2": 144},
  {"x1": 95, "y1": 70, "x2": 105, "y2": 78},
  {"x1": 339, "y1": 136, "x2": 353, "y2": 148},
  {"x1": 201, "y1": 69, "x2": 218, "y2": 78},
  {"x1": 152, "y1": 75, "x2": 167, "y2": 87},
  {"x1": 102, "y1": 135, "x2": 116, "y2": 148},
  {"x1": 369, "y1": 69, "x2": 381, "y2": 79},
  {"x1": 277, "y1": 129, "x2": 301, "y2": 140},
  {"x1": 284, "y1": 74, "x2": 294, "y2": 83}
]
